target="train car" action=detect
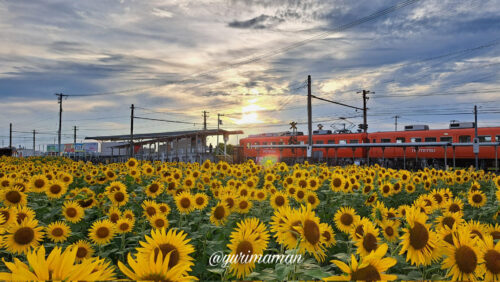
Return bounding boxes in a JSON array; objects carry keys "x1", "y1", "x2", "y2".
[{"x1": 239, "y1": 123, "x2": 500, "y2": 168}]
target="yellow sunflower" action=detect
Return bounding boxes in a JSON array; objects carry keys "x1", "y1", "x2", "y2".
[
  {"x1": 45, "y1": 180, "x2": 67, "y2": 199},
  {"x1": 334, "y1": 207, "x2": 359, "y2": 233},
  {"x1": 354, "y1": 223, "x2": 381, "y2": 257},
  {"x1": 441, "y1": 230, "x2": 485, "y2": 281},
  {"x1": 295, "y1": 204, "x2": 327, "y2": 262},
  {"x1": 380, "y1": 220, "x2": 400, "y2": 242},
  {"x1": 2, "y1": 218, "x2": 44, "y2": 254},
  {"x1": 116, "y1": 218, "x2": 134, "y2": 234},
  {"x1": 46, "y1": 221, "x2": 71, "y2": 243},
  {"x1": 62, "y1": 200, "x2": 85, "y2": 223},
  {"x1": 1, "y1": 186, "x2": 27, "y2": 207},
  {"x1": 88, "y1": 219, "x2": 115, "y2": 245},
  {"x1": 399, "y1": 207, "x2": 440, "y2": 266},
  {"x1": 193, "y1": 193, "x2": 209, "y2": 210},
  {"x1": 270, "y1": 191, "x2": 289, "y2": 210},
  {"x1": 29, "y1": 174, "x2": 48, "y2": 193},
  {"x1": 324, "y1": 244, "x2": 397, "y2": 281},
  {"x1": 330, "y1": 174, "x2": 346, "y2": 192},
  {"x1": 478, "y1": 235, "x2": 500, "y2": 281},
  {"x1": 175, "y1": 192, "x2": 196, "y2": 214},
  {"x1": 468, "y1": 190, "x2": 487, "y2": 208},
  {"x1": 210, "y1": 202, "x2": 230, "y2": 226},
  {"x1": 236, "y1": 197, "x2": 252, "y2": 214},
  {"x1": 145, "y1": 181, "x2": 164, "y2": 198},
  {"x1": 118, "y1": 251, "x2": 197, "y2": 282},
  {"x1": 137, "y1": 228, "x2": 195, "y2": 270},
  {"x1": 149, "y1": 214, "x2": 169, "y2": 229},
  {"x1": 108, "y1": 189, "x2": 129, "y2": 207},
  {"x1": 142, "y1": 200, "x2": 159, "y2": 218},
  {"x1": 71, "y1": 240, "x2": 95, "y2": 262},
  {"x1": 227, "y1": 217, "x2": 270, "y2": 279}
]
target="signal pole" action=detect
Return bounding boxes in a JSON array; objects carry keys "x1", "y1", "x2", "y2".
[
  {"x1": 55, "y1": 93, "x2": 67, "y2": 156},
  {"x1": 130, "y1": 104, "x2": 134, "y2": 157},
  {"x1": 73, "y1": 126, "x2": 77, "y2": 157},
  {"x1": 307, "y1": 75, "x2": 312, "y2": 160},
  {"x1": 393, "y1": 115, "x2": 400, "y2": 131}
]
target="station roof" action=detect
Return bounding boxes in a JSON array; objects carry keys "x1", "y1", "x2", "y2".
[{"x1": 85, "y1": 129, "x2": 243, "y2": 148}]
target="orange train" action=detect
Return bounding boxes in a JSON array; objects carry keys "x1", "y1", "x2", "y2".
[{"x1": 238, "y1": 123, "x2": 500, "y2": 169}]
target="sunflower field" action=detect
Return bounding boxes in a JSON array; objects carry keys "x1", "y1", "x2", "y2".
[{"x1": 0, "y1": 156, "x2": 499, "y2": 281}]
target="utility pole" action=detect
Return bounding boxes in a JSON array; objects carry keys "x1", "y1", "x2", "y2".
[
  {"x1": 307, "y1": 75, "x2": 312, "y2": 160},
  {"x1": 360, "y1": 90, "x2": 372, "y2": 133},
  {"x1": 393, "y1": 115, "x2": 400, "y2": 131},
  {"x1": 474, "y1": 105, "x2": 479, "y2": 169},
  {"x1": 9, "y1": 123, "x2": 12, "y2": 149},
  {"x1": 55, "y1": 93, "x2": 67, "y2": 156},
  {"x1": 217, "y1": 113, "x2": 224, "y2": 154},
  {"x1": 33, "y1": 130, "x2": 36, "y2": 156},
  {"x1": 203, "y1": 111, "x2": 208, "y2": 130},
  {"x1": 130, "y1": 104, "x2": 134, "y2": 158}
]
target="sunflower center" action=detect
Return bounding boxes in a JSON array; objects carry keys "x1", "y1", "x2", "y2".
[
  {"x1": 119, "y1": 222, "x2": 130, "y2": 231},
  {"x1": 214, "y1": 206, "x2": 225, "y2": 219},
  {"x1": 472, "y1": 194, "x2": 483, "y2": 203},
  {"x1": 340, "y1": 213, "x2": 353, "y2": 226},
  {"x1": 385, "y1": 226, "x2": 394, "y2": 236},
  {"x1": 289, "y1": 187, "x2": 296, "y2": 194},
  {"x1": 239, "y1": 201, "x2": 248, "y2": 210},
  {"x1": 154, "y1": 244, "x2": 179, "y2": 268},
  {"x1": 14, "y1": 227, "x2": 35, "y2": 245},
  {"x1": 433, "y1": 194, "x2": 443, "y2": 204},
  {"x1": 149, "y1": 184, "x2": 159, "y2": 193},
  {"x1": 180, "y1": 198, "x2": 191, "y2": 209},
  {"x1": 443, "y1": 233, "x2": 454, "y2": 245},
  {"x1": 355, "y1": 225, "x2": 364, "y2": 237},
  {"x1": 96, "y1": 227, "x2": 110, "y2": 238},
  {"x1": 322, "y1": 231, "x2": 331, "y2": 241},
  {"x1": 155, "y1": 219, "x2": 165, "y2": 228},
  {"x1": 225, "y1": 198, "x2": 235, "y2": 209},
  {"x1": 114, "y1": 192, "x2": 125, "y2": 202},
  {"x1": 5, "y1": 191, "x2": 21, "y2": 203},
  {"x1": 363, "y1": 233, "x2": 378, "y2": 252},
  {"x1": 449, "y1": 203, "x2": 460, "y2": 213},
  {"x1": 196, "y1": 197, "x2": 205, "y2": 205},
  {"x1": 351, "y1": 264, "x2": 381, "y2": 281},
  {"x1": 383, "y1": 186, "x2": 390, "y2": 193},
  {"x1": 484, "y1": 249, "x2": 500, "y2": 274},
  {"x1": 76, "y1": 247, "x2": 88, "y2": 259},
  {"x1": 275, "y1": 196, "x2": 285, "y2": 206},
  {"x1": 307, "y1": 195, "x2": 316, "y2": 205},
  {"x1": 51, "y1": 227, "x2": 64, "y2": 237},
  {"x1": 16, "y1": 213, "x2": 27, "y2": 224},
  {"x1": 332, "y1": 178, "x2": 342, "y2": 187},
  {"x1": 303, "y1": 219, "x2": 320, "y2": 245},
  {"x1": 455, "y1": 245, "x2": 477, "y2": 274},
  {"x1": 409, "y1": 222, "x2": 429, "y2": 250},
  {"x1": 142, "y1": 274, "x2": 169, "y2": 281},
  {"x1": 387, "y1": 212, "x2": 396, "y2": 220},
  {"x1": 146, "y1": 207, "x2": 156, "y2": 216},
  {"x1": 297, "y1": 191, "x2": 305, "y2": 199},
  {"x1": 110, "y1": 213, "x2": 119, "y2": 223},
  {"x1": 66, "y1": 207, "x2": 77, "y2": 218},
  {"x1": 236, "y1": 240, "x2": 254, "y2": 263},
  {"x1": 34, "y1": 179, "x2": 45, "y2": 188},
  {"x1": 50, "y1": 185, "x2": 62, "y2": 194},
  {"x1": 442, "y1": 217, "x2": 455, "y2": 229}
]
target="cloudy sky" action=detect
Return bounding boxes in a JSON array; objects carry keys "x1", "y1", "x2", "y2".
[{"x1": 1, "y1": 0, "x2": 500, "y2": 148}]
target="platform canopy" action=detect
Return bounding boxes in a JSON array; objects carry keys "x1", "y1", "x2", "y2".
[{"x1": 85, "y1": 129, "x2": 243, "y2": 148}]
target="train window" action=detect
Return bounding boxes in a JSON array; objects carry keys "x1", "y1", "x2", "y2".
[
  {"x1": 300, "y1": 141, "x2": 305, "y2": 145},
  {"x1": 424, "y1": 137, "x2": 437, "y2": 142},
  {"x1": 497, "y1": 135, "x2": 500, "y2": 142},
  {"x1": 279, "y1": 141, "x2": 284, "y2": 145},
  {"x1": 410, "y1": 137, "x2": 422, "y2": 142},
  {"x1": 339, "y1": 140, "x2": 347, "y2": 144},
  {"x1": 459, "y1": 135, "x2": 471, "y2": 143},
  {"x1": 254, "y1": 142, "x2": 260, "y2": 145},
  {"x1": 372, "y1": 139, "x2": 377, "y2": 143},
  {"x1": 440, "y1": 137, "x2": 452, "y2": 142},
  {"x1": 271, "y1": 142, "x2": 277, "y2": 145},
  {"x1": 327, "y1": 140, "x2": 335, "y2": 144},
  {"x1": 396, "y1": 137, "x2": 405, "y2": 143},
  {"x1": 316, "y1": 140, "x2": 324, "y2": 144},
  {"x1": 381, "y1": 138, "x2": 391, "y2": 143},
  {"x1": 350, "y1": 140, "x2": 359, "y2": 144},
  {"x1": 263, "y1": 142, "x2": 268, "y2": 145},
  {"x1": 246, "y1": 143, "x2": 250, "y2": 149},
  {"x1": 478, "y1": 136, "x2": 491, "y2": 142}
]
